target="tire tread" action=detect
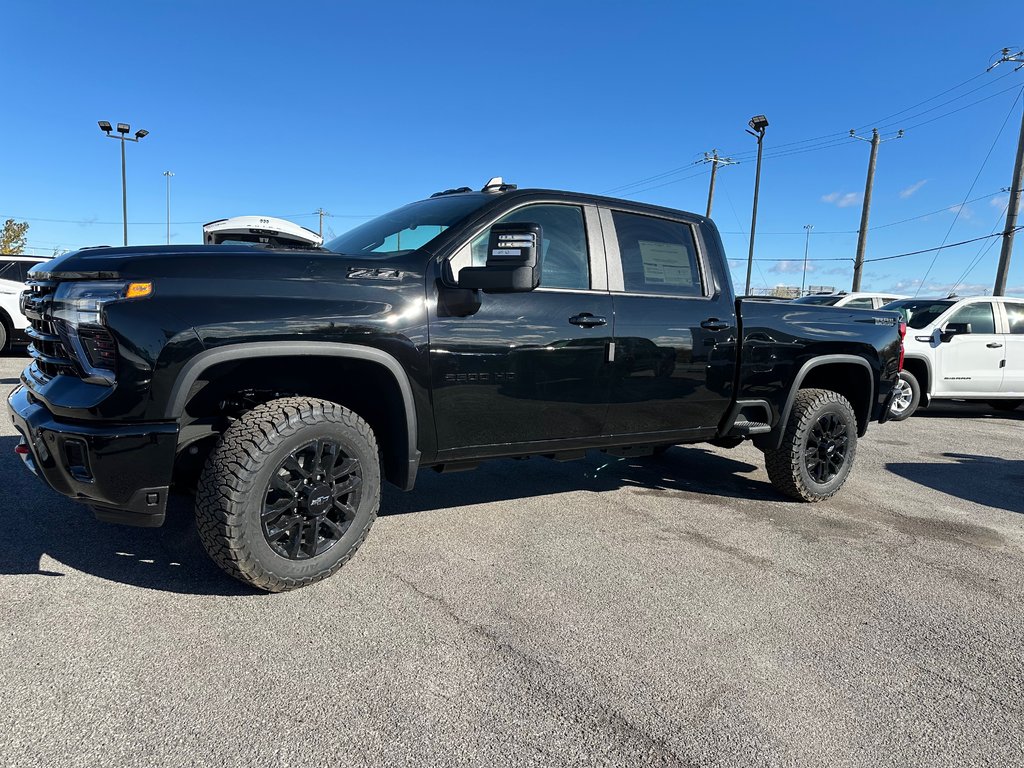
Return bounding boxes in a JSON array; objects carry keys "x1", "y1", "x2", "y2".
[{"x1": 195, "y1": 397, "x2": 379, "y2": 592}]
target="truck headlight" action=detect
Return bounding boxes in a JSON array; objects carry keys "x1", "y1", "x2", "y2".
[{"x1": 52, "y1": 281, "x2": 152, "y2": 385}]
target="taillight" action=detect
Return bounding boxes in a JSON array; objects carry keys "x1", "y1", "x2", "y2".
[{"x1": 897, "y1": 320, "x2": 906, "y2": 371}]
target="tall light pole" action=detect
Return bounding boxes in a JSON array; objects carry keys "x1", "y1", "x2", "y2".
[
  {"x1": 801, "y1": 224, "x2": 813, "y2": 296},
  {"x1": 744, "y1": 114, "x2": 769, "y2": 295},
  {"x1": 97, "y1": 121, "x2": 149, "y2": 246},
  {"x1": 163, "y1": 171, "x2": 174, "y2": 244}
]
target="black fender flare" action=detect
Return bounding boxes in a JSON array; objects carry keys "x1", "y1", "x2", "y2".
[
  {"x1": 166, "y1": 341, "x2": 420, "y2": 488},
  {"x1": 759, "y1": 354, "x2": 875, "y2": 450}
]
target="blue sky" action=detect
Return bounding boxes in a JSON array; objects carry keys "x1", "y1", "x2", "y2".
[{"x1": 2, "y1": 0, "x2": 1022, "y2": 296}]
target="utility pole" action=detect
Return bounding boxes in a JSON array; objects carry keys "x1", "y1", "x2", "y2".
[
  {"x1": 744, "y1": 115, "x2": 769, "y2": 295},
  {"x1": 850, "y1": 127, "x2": 903, "y2": 291},
  {"x1": 163, "y1": 171, "x2": 174, "y2": 244},
  {"x1": 801, "y1": 224, "x2": 813, "y2": 296},
  {"x1": 699, "y1": 149, "x2": 737, "y2": 218},
  {"x1": 989, "y1": 48, "x2": 1024, "y2": 295},
  {"x1": 315, "y1": 208, "x2": 329, "y2": 238}
]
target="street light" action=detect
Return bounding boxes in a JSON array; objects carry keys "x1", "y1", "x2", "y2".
[
  {"x1": 163, "y1": 171, "x2": 174, "y2": 244},
  {"x1": 744, "y1": 114, "x2": 769, "y2": 295},
  {"x1": 801, "y1": 224, "x2": 813, "y2": 296},
  {"x1": 97, "y1": 119, "x2": 149, "y2": 246}
]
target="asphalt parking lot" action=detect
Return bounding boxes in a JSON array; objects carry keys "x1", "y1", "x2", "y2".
[{"x1": 1, "y1": 352, "x2": 1022, "y2": 768}]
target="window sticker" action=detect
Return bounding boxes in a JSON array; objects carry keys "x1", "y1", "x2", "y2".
[{"x1": 638, "y1": 240, "x2": 692, "y2": 286}]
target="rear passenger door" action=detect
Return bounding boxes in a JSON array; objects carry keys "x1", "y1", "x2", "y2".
[
  {"x1": 600, "y1": 208, "x2": 736, "y2": 439},
  {"x1": 999, "y1": 301, "x2": 1024, "y2": 395}
]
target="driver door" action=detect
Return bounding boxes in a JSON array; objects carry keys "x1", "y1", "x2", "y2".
[
  {"x1": 428, "y1": 203, "x2": 613, "y2": 457},
  {"x1": 934, "y1": 301, "x2": 1004, "y2": 395}
]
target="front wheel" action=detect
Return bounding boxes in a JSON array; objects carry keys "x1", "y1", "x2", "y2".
[
  {"x1": 195, "y1": 397, "x2": 380, "y2": 592},
  {"x1": 764, "y1": 388, "x2": 858, "y2": 502}
]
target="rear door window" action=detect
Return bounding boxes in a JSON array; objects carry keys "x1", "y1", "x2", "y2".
[
  {"x1": 1004, "y1": 302, "x2": 1024, "y2": 334},
  {"x1": 610, "y1": 211, "x2": 704, "y2": 296}
]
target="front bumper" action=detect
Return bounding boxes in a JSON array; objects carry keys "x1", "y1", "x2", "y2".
[{"x1": 7, "y1": 385, "x2": 179, "y2": 527}]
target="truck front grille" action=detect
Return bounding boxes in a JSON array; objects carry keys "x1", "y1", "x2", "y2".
[{"x1": 22, "y1": 280, "x2": 78, "y2": 381}]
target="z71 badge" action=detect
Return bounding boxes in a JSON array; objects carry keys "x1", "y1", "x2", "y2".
[{"x1": 348, "y1": 268, "x2": 403, "y2": 281}]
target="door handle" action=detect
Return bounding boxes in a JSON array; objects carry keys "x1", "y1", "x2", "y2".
[
  {"x1": 987, "y1": 342, "x2": 1003, "y2": 348},
  {"x1": 700, "y1": 318, "x2": 731, "y2": 331},
  {"x1": 569, "y1": 313, "x2": 607, "y2": 328}
]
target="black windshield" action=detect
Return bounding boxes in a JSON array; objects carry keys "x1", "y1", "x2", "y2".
[
  {"x1": 885, "y1": 299, "x2": 955, "y2": 329},
  {"x1": 791, "y1": 295, "x2": 842, "y2": 306},
  {"x1": 324, "y1": 194, "x2": 492, "y2": 258}
]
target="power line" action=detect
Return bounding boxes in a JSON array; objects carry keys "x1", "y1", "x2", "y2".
[
  {"x1": 916, "y1": 84, "x2": 1024, "y2": 293},
  {"x1": 864, "y1": 229, "x2": 1020, "y2": 263},
  {"x1": 948, "y1": 200, "x2": 1011, "y2": 293},
  {"x1": 603, "y1": 66, "x2": 1020, "y2": 197}
]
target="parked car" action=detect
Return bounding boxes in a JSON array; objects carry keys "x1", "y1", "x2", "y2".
[
  {"x1": 791, "y1": 291, "x2": 908, "y2": 309},
  {"x1": 884, "y1": 296, "x2": 1024, "y2": 419},
  {"x1": 0, "y1": 255, "x2": 49, "y2": 353},
  {"x1": 8, "y1": 180, "x2": 903, "y2": 590}
]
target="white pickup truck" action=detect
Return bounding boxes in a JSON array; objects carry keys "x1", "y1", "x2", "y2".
[
  {"x1": 0, "y1": 255, "x2": 49, "y2": 353},
  {"x1": 886, "y1": 295, "x2": 1024, "y2": 419}
]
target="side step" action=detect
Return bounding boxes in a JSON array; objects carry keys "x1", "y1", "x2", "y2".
[{"x1": 729, "y1": 420, "x2": 771, "y2": 436}]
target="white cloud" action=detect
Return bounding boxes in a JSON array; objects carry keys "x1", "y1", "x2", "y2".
[
  {"x1": 991, "y1": 195, "x2": 1010, "y2": 209},
  {"x1": 768, "y1": 260, "x2": 814, "y2": 275},
  {"x1": 899, "y1": 180, "x2": 928, "y2": 199},
  {"x1": 947, "y1": 203, "x2": 975, "y2": 221},
  {"x1": 822, "y1": 191, "x2": 860, "y2": 208}
]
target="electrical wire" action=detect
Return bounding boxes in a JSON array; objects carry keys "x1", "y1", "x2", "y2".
[
  {"x1": 915, "y1": 85, "x2": 1024, "y2": 294},
  {"x1": 603, "y1": 66, "x2": 1019, "y2": 197},
  {"x1": 864, "y1": 229, "x2": 1019, "y2": 264},
  {"x1": 947, "y1": 200, "x2": 1011, "y2": 293}
]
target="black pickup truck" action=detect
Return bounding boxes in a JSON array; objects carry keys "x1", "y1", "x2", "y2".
[{"x1": 8, "y1": 181, "x2": 904, "y2": 591}]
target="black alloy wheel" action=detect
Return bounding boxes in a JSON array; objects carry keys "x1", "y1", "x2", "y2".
[
  {"x1": 196, "y1": 397, "x2": 380, "y2": 592},
  {"x1": 803, "y1": 412, "x2": 849, "y2": 484},
  {"x1": 764, "y1": 388, "x2": 859, "y2": 502},
  {"x1": 262, "y1": 438, "x2": 363, "y2": 560}
]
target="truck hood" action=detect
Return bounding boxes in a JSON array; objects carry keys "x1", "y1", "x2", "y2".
[{"x1": 29, "y1": 244, "x2": 420, "y2": 282}]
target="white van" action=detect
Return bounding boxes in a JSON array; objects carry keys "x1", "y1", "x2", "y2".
[
  {"x1": 0, "y1": 255, "x2": 49, "y2": 353},
  {"x1": 886, "y1": 296, "x2": 1024, "y2": 419}
]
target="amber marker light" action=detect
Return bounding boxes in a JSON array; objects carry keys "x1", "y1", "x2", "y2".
[{"x1": 126, "y1": 282, "x2": 153, "y2": 299}]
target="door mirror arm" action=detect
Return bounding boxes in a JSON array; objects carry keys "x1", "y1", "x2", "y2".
[{"x1": 940, "y1": 322, "x2": 971, "y2": 343}]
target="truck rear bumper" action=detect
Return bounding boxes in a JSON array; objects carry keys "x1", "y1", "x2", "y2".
[{"x1": 7, "y1": 385, "x2": 178, "y2": 527}]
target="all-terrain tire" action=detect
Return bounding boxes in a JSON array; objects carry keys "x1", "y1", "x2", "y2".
[
  {"x1": 888, "y1": 370, "x2": 920, "y2": 421},
  {"x1": 195, "y1": 397, "x2": 380, "y2": 592},
  {"x1": 764, "y1": 388, "x2": 858, "y2": 502}
]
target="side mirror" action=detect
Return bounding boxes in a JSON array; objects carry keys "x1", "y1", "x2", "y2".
[
  {"x1": 458, "y1": 223, "x2": 542, "y2": 293},
  {"x1": 940, "y1": 322, "x2": 971, "y2": 342}
]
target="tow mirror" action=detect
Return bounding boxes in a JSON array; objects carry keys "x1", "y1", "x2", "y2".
[
  {"x1": 458, "y1": 223, "x2": 542, "y2": 293},
  {"x1": 940, "y1": 322, "x2": 971, "y2": 342}
]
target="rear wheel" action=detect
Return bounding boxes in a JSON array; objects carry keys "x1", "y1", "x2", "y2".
[
  {"x1": 195, "y1": 397, "x2": 380, "y2": 592},
  {"x1": 765, "y1": 388, "x2": 858, "y2": 502},
  {"x1": 989, "y1": 400, "x2": 1023, "y2": 412},
  {"x1": 888, "y1": 370, "x2": 920, "y2": 421}
]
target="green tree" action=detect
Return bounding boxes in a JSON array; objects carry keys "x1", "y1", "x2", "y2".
[{"x1": 1, "y1": 219, "x2": 29, "y2": 254}]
